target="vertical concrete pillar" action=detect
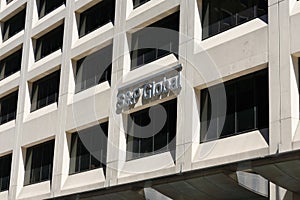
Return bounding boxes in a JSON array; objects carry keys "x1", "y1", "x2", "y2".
[
  {"x1": 269, "y1": 0, "x2": 281, "y2": 154},
  {"x1": 105, "y1": 0, "x2": 129, "y2": 187},
  {"x1": 51, "y1": 0, "x2": 75, "y2": 197},
  {"x1": 270, "y1": 183, "x2": 294, "y2": 200},
  {"x1": 279, "y1": 0, "x2": 299, "y2": 152},
  {"x1": 177, "y1": 0, "x2": 202, "y2": 172},
  {"x1": 9, "y1": 0, "x2": 34, "y2": 199}
]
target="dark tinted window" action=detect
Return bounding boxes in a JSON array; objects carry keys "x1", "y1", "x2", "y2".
[
  {"x1": 132, "y1": 0, "x2": 150, "y2": 8},
  {"x1": 6, "y1": 0, "x2": 14, "y2": 4},
  {"x1": 24, "y1": 140, "x2": 55, "y2": 185},
  {"x1": 130, "y1": 12, "x2": 179, "y2": 70},
  {"x1": 31, "y1": 70, "x2": 60, "y2": 112},
  {"x1": 35, "y1": 25, "x2": 64, "y2": 61},
  {"x1": 75, "y1": 44, "x2": 112, "y2": 93},
  {"x1": 2, "y1": 9, "x2": 26, "y2": 41},
  {"x1": 202, "y1": 0, "x2": 268, "y2": 39},
  {"x1": 200, "y1": 69, "x2": 269, "y2": 142},
  {"x1": 0, "y1": 154, "x2": 12, "y2": 192},
  {"x1": 78, "y1": 0, "x2": 115, "y2": 37},
  {"x1": 69, "y1": 122, "x2": 108, "y2": 174},
  {"x1": 126, "y1": 99, "x2": 177, "y2": 160},
  {"x1": 0, "y1": 91, "x2": 18, "y2": 125},
  {"x1": 37, "y1": 0, "x2": 66, "y2": 18},
  {"x1": 0, "y1": 49, "x2": 22, "y2": 81}
]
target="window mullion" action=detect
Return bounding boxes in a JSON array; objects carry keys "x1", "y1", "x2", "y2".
[
  {"x1": 234, "y1": 80, "x2": 237, "y2": 134},
  {"x1": 254, "y1": 75, "x2": 257, "y2": 129},
  {"x1": 89, "y1": 135, "x2": 92, "y2": 170},
  {"x1": 138, "y1": 138, "x2": 141, "y2": 159},
  {"x1": 78, "y1": 136, "x2": 82, "y2": 172},
  {"x1": 39, "y1": 146, "x2": 44, "y2": 182},
  {"x1": 0, "y1": 159, "x2": 2, "y2": 191}
]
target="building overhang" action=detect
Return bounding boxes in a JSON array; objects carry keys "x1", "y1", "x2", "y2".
[
  {"x1": 51, "y1": 166, "x2": 269, "y2": 200},
  {"x1": 152, "y1": 172, "x2": 268, "y2": 200},
  {"x1": 51, "y1": 151, "x2": 300, "y2": 200},
  {"x1": 253, "y1": 155, "x2": 300, "y2": 193}
]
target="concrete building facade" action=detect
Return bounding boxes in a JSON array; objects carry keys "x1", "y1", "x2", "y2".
[{"x1": 0, "y1": 0, "x2": 300, "y2": 199}]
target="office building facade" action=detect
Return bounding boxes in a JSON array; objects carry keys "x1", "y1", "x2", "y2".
[{"x1": 0, "y1": 0, "x2": 300, "y2": 199}]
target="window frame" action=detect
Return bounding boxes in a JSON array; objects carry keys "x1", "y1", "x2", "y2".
[
  {"x1": 201, "y1": 0, "x2": 268, "y2": 39},
  {"x1": 36, "y1": 0, "x2": 66, "y2": 19},
  {"x1": 126, "y1": 98, "x2": 177, "y2": 161},
  {"x1": 30, "y1": 70, "x2": 60, "y2": 112},
  {"x1": 130, "y1": 11, "x2": 180, "y2": 70},
  {"x1": 0, "y1": 90, "x2": 18, "y2": 125},
  {"x1": 34, "y1": 25, "x2": 64, "y2": 61},
  {"x1": 0, "y1": 153, "x2": 12, "y2": 192},
  {"x1": 77, "y1": 0, "x2": 115, "y2": 38},
  {"x1": 69, "y1": 122, "x2": 108, "y2": 175},
  {"x1": 2, "y1": 8, "x2": 26, "y2": 42},
  {"x1": 6, "y1": 0, "x2": 14, "y2": 4},
  {"x1": 24, "y1": 140, "x2": 55, "y2": 186},
  {"x1": 200, "y1": 68, "x2": 269, "y2": 143},
  {"x1": 74, "y1": 44, "x2": 113, "y2": 93},
  {"x1": 132, "y1": 0, "x2": 151, "y2": 9},
  {"x1": 0, "y1": 48, "x2": 22, "y2": 81}
]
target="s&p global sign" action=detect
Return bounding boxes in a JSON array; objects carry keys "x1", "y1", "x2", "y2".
[{"x1": 116, "y1": 65, "x2": 182, "y2": 113}]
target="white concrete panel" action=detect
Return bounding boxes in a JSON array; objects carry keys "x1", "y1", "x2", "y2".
[
  {"x1": 0, "y1": 73, "x2": 20, "y2": 96},
  {"x1": 193, "y1": 131, "x2": 269, "y2": 169},
  {"x1": 0, "y1": 31, "x2": 24, "y2": 55},
  {"x1": 27, "y1": 53, "x2": 61, "y2": 78},
  {"x1": 192, "y1": 19, "x2": 268, "y2": 88},
  {"x1": 74, "y1": 0, "x2": 101, "y2": 12},
  {"x1": 61, "y1": 168, "x2": 105, "y2": 196},
  {"x1": 0, "y1": 0, "x2": 299, "y2": 199},
  {"x1": 71, "y1": 23, "x2": 114, "y2": 59},
  {"x1": 290, "y1": 5, "x2": 300, "y2": 54},
  {"x1": 32, "y1": 5, "x2": 66, "y2": 31},
  {"x1": 18, "y1": 181, "x2": 51, "y2": 200},
  {"x1": 66, "y1": 86, "x2": 110, "y2": 131},
  {"x1": 0, "y1": 0, "x2": 26, "y2": 20},
  {"x1": 292, "y1": 121, "x2": 300, "y2": 150},
  {"x1": 122, "y1": 54, "x2": 179, "y2": 84},
  {"x1": 21, "y1": 105, "x2": 58, "y2": 146},
  {"x1": 126, "y1": 0, "x2": 180, "y2": 30},
  {"x1": 0, "y1": 191, "x2": 8, "y2": 200},
  {"x1": 0, "y1": 123, "x2": 15, "y2": 153},
  {"x1": 31, "y1": 10, "x2": 65, "y2": 39},
  {"x1": 118, "y1": 152, "x2": 176, "y2": 184}
]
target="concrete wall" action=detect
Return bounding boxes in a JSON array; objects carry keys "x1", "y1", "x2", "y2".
[{"x1": 0, "y1": 0, "x2": 299, "y2": 199}]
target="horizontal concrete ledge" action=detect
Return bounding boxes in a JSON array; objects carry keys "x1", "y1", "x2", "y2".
[{"x1": 50, "y1": 150, "x2": 300, "y2": 200}]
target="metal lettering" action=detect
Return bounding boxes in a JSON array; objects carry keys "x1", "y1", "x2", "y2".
[
  {"x1": 132, "y1": 87, "x2": 140, "y2": 103},
  {"x1": 163, "y1": 77, "x2": 170, "y2": 93},
  {"x1": 154, "y1": 82, "x2": 163, "y2": 96},
  {"x1": 117, "y1": 71, "x2": 181, "y2": 111},
  {"x1": 117, "y1": 93, "x2": 126, "y2": 109},
  {"x1": 169, "y1": 77, "x2": 178, "y2": 90},
  {"x1": 143, "y1": 83, "x2": 152, "y2": 99},
  {"x1": 125, "y1": 91, "x2": 134, "y2": 105}
]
